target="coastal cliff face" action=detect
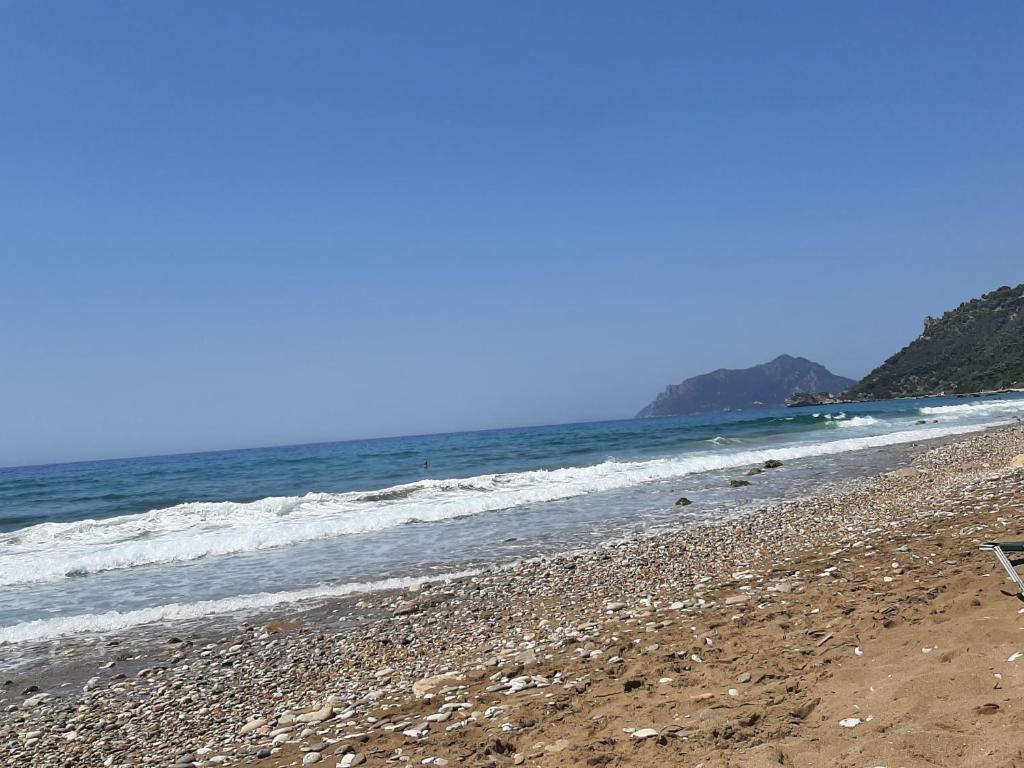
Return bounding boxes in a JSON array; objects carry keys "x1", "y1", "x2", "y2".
[
  {"x1": 847, "y1": 283, "x2": 1024, "y2": 399},
  {"x1": 637, "y1": 354, "x2": 855, "y2": 417}
]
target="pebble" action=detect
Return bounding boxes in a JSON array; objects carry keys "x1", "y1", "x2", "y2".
[
  {"x1": 632, "y1": 728, "x2": 659, "y2": 740},
  {"x1": 3, "y1": 426, "x2": 1021, "y2": 768}
]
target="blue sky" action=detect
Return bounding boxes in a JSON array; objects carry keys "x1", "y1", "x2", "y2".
[{"x1": 1, "y1": 2, "x2": 1022, "y2": 467}]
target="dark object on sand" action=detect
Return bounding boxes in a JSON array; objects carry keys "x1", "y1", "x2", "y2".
[{"x1": 979, "y1": 541, "x2": 1024, "y2": 595}]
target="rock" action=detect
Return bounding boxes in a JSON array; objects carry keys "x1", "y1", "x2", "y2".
[
  {"x1": 737, "y1": 672, "x2": 752, "y2": 683},
  {"x1": 763, "y1": 459, "x2": 783, "y2": 469},
  {"x1": 338, "y1": 754, "x2": 366, "y2": 768},
  {"x1": 394, "y1": 601, "x2": 419, "y2": 616},
  {"x1": 745, "y1": 468, "x2": 762, "y2": 476},
  {"x1": 239, "y1": 718, "x2": 266, "y2": 735},
  {"x1": 256, "y1": 748, "x2": 271, "y2": 759},
  {"x1": 729, "y1": 479, "x2": 750, "y2": 488},
  {"x1": 838, "y1": 717, "x2": 861, "y2": 728},
  {"x1": 976, "y1": 703, "x2": 1001, "y2": 715},
  {"x1": 302, "y1": 752, "x2": 322, "y2": 765},
  {"x1": 1010, "y1": 454, "x2": 1024, "y2": 468},
  {"x1": 674, "y1": 497, "x2": 692, "y2": 506},
  {"x1": 724, "y1": 594, "x2": 749, "y2": 606},
  {"x1": 888, "y1": 467, "x2": 922, "y2": 478},
  {"x1": 296, "y1": 698, "x2": 335, "y2": 724},
  {"x1": 412, "y1": 673, "x2": 463, "y2": 698},
  {"x1": 631, "y1": 728, "x2": 659, "y2": 740},
  {"x1": 605, "y1": 601, "x2": 626, "y2": 611}
]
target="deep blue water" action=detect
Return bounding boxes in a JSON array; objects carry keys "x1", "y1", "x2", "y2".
[{"x1": 1, "y1": 392, "x2": 1023, "y2": 648}]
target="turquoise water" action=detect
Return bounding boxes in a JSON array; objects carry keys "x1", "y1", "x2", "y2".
[{"x1": 2, "y1": 392, "x2": 1023, "y2": 647}]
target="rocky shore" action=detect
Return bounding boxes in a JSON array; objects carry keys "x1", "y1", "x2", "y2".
[{"x1": 5, "y1": 426, "x2": 1024, "y2": 768}]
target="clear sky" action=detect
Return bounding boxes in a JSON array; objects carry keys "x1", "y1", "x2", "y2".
[{"x1": 1, "y1": 2, "x2": 1022, "y2": 467}]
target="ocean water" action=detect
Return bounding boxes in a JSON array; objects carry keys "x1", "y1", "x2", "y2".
[{"x1": 2, "y1": 393, "x2": 1024, "y2": 649}]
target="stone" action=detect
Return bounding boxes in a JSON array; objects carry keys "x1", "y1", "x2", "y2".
[
  {"x1": 632, "y1": 728, "x2": 659, "y2": 740},
  {"x1": 412, "y1": 673, "x2": 462, "y2": 698},
  {"x1": 737, "y1": 672, "x2": 752, "y2": 683},
  {"x1": 1010, "y1": 454, "x2": 1024, "y2": 468},
  {"x1": 763, "y1": 459, "x2": 783, "y2": 469},
  {"x1": 888, "y1": 467, "x2": 922, "y2": 478},
  {"x1": 302, "y1": 751, "x2": 322, "y2": 765},
  {"x1": 675, "y1": 497, "x2": 692, "y2": 506},
  {"x1": 296, "y1": 698, "x2": 336, "y2": 724},
  {"x1": 729, "y1": 479, "x2": 750, "y2": 488},
  {"x1": 745, "y1": 468, "x2": 762, "y2": 476},
  {"x1": 724, "y1": 594, "x2": 749, "y2": 606},
  {"x1": 239, "y1": 718, "x2": 266, "y2": 735}
]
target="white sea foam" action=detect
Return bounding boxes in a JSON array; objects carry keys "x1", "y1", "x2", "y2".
[
  {"x1": 0, "y1": 570, "x2": 480, "y2": 645},
  {"x1": 836, "y1": 416, "x2": 881, "y2": 428},
  {"x1": 0, "y1": 420, "x2": 1001, "y2": 588},
  {"x1": 919, "y1": 400, "x2": 1024, "y2": 418}
]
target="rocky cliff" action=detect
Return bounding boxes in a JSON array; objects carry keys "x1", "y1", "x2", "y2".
[
  {"x1": 846, "y1": 283, "x2": 1024, "y2": 399},
  {"x1": 637, "y1": 355, "x2": 855, "y2": 417}
]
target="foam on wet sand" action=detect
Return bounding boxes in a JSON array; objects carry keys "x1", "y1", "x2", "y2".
[{"x1": 5, "y1": 425, "x2": 1024, "y2": 768}]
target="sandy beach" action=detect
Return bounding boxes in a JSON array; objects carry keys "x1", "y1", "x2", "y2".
[{"x1": 6, "y1": 425, "x2": 1024, "y2": 768}]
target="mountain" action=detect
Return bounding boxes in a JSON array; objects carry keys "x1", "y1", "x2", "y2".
[
  {"x1": 636, "y1": 355, "x2": 855, "y2": 418},
  {"x1": 846, "y1": 283, "x2": 1024, "y2": 399}
]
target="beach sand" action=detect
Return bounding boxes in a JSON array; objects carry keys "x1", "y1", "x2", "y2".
[{"x1": 6, "y1": 426, "x2": 1024, "y2": 767}]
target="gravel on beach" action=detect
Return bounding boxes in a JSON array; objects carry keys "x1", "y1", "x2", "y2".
[{"x1": 5, "y1": 425, "x2": 1024, "y2": 768}]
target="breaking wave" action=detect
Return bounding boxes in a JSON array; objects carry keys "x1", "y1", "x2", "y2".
[
  {"x1": 836, "y1": 416, "x2": 881, "y2": 428},
  {"x1": 0, "y1": 422, "x2": 994, "y2": 588},
  {"x1": 0, "y1": 569, "x2": 480, "y2": 645},
  {"x1": 919, "y1": 400, "x2": 1024, "y2": 418}
]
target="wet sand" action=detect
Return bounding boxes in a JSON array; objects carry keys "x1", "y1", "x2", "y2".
[{"x1": 5, "y1": 426, "x2": 1024, "y2": 767}]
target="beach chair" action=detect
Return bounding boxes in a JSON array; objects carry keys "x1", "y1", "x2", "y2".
[{"x1": 980, "y1": 542, "x2": 1024, "y2": 595}]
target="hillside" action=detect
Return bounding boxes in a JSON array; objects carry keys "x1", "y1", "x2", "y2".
[
  {"x1": 847, "y1": 283, "x2": 1024, "y2": 399},
  {"x1": 637, "y1": 354, "x2": 854, "y2": 417}
]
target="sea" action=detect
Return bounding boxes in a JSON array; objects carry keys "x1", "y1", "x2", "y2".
[{"x1": 2, "y1": 393, "x2": 1024, "y2": 653}]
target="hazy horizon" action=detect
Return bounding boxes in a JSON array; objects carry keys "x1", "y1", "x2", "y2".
[
  {"x1": 2, "y1": 2, "x2": 1023, "y2": 467},
  {"x1": 2, "y1": 348, "x2": 855, "y2": 470}
]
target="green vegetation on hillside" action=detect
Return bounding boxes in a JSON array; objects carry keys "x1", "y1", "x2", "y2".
[{"x1": 847, "y1": 284, "x2": 1024, "y2": 399}]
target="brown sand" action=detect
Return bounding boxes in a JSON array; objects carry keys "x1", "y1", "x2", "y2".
[
  {"x1": 259, "y1": 439, "x2": 1024, "y2": 767},
  {"x1": 7, "y1": 427, "x2": 1024, "y2": 768}
]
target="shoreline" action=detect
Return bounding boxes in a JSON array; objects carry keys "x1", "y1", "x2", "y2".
[
  {"x1": 0, "y1": 426, "x2": 979, "y2": 673},
  {"x1": 4, "y1": 424, "x2": 1024, "y2": 767}
]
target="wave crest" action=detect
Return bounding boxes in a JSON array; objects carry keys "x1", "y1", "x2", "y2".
[{"x1": 0, "y1": 422, "x2": 995, "y2": 588}]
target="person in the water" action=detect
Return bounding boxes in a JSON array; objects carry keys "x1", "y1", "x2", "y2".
[{"x1": 422, "y1": 459, "x2": 428, "y2": 469}]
